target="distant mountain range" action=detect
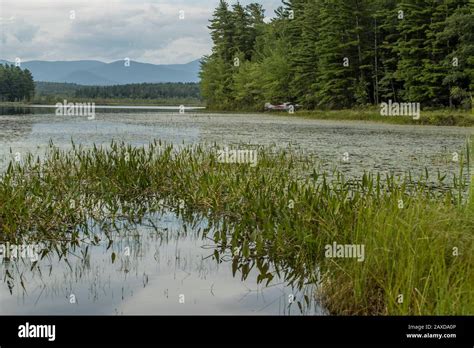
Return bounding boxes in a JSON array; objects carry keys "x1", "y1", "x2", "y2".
[{"x1": 0, "y1": 59, "x2": 201, "y2": 85}]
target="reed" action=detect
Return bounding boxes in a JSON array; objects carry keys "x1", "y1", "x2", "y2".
[{"x1": 0, "y1": 140, "x2": 472, "y2": 315}]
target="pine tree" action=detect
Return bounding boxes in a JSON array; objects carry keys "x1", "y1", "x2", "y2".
[
  {"x1": 200, "y1": 0, "x2": 473, "y2": 111},
  {"x1": 200, "y1": 56, "x2": 233, "y2": 109},
  {"x1": 437, "y1": 1, "x2": 474, "y2": 108},
  {"x1": 314, "y1": 0, "x2": 362, "y2": 108},
  {"x1": 202, "y1": 0, "x2": 236, "y2": 109},
  {"x1": 208, "y1": 0, "x2": 235, "y2": 63},
  {"x1": 375, "y1": 0, "x2": 401, "y2": 103},
  {"x1": 246, "y1": 3, "x2": 266, "y2": 60},
  {"x1": 231, "y1": 2, "x2": 250, "y2": 59},
  {"x1": 291, "y1": 0, "x2": 321, "y2": 108},
  {"x1": 0, "y1": 64, "x2": 35, "y2": 101},
  {"x1": 420, "y1": 0, "x2": 467, "y2": 106},
  {"x1": 394, "y1": 0, "x2": 435, "y2": 104},
  {"x1": 232, "y1": 60, "x2": 264, "y2": 108},
  {"x1": 281, "y1": 0, "x2": 310, "y2": 103}
]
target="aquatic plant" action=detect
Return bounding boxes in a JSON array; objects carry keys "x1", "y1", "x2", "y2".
[{"x1": 0, "y1": 139, "x2": 472, "y2": 315}]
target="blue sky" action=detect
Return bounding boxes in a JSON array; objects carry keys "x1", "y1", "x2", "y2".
[{"x1": 0, "y1": 0, "x2": 282, "y2": 64}]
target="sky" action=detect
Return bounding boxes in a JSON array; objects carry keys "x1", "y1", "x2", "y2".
[{"x1": 0, "y1": 0, "x2": 281, "y2": 65}]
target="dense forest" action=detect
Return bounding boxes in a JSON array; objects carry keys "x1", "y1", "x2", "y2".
[
  {"x1": 0, "y1": 65, "x2": 35, "y2": 102},
  {"x1": 200, "y1": 0, "x2": 474, "y2": 111},
  {"x1": 73, "y1": 82, "x2": 201, "y2": 100},
  {"x1": 33, "y1": 82, "x2": 202, "y2": 105},
  {"x1": 34, "y1": 82, "x2": 83, "y2": 98}
]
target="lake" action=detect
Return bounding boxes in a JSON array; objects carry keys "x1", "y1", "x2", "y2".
[{"x1": 0, "y1": 106, "x2": 472, "y2": 315}]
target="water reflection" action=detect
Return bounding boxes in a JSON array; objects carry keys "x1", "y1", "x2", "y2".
[
  {"x1": 0, "y1": 210, "x2": 324, "y2": 315},
  {"x1": 0, "y1": 107, "x2": 471, "y2": 315},
  {"x1": 0, "y1": 106, "x2": 35, "y2": 116}
]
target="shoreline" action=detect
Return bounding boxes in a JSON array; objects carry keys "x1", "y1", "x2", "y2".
[
  {"x1": 205, "y1": 108, "x2": 474, "y2": 127},
  {"x1": 2, "y1": 102, "x2": 473, "y2": 127},
  {"x1": 1, "y1": 141, "x2": 472, "y2": 315}
]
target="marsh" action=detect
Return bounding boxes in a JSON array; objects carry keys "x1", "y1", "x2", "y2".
[{"x1": 0, "y1": 107, "x2": 472, "y2": 315}]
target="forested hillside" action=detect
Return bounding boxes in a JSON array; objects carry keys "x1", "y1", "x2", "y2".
[{"x1": 200, "y1": 0, "x2": 474, "y2": 111}]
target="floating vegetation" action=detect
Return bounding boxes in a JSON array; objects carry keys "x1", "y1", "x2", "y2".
[{"x1": 0, "y1": 139, "x2": 473, "y2": 315}]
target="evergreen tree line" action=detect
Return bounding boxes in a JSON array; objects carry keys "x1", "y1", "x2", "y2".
[
  {"x1": 200, "y1": 0, "x2": 474, "y2": 110},
  {"x1": 0, "y1": 65, "x2": 35, "y2": 102},
  {"x1": 73, "y1": 82, "x2": 201, "y2": 100},
  {"x1": 35, "y1": 82, "x2": 84, "y2": 97}
]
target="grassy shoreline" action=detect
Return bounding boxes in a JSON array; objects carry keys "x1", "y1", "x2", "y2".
[
  {"x1": 2, "y1": 101, "x2": 473, "y2": 126},
  {"x1": 291, "y1": 108, "x2": 474, "y2": 127},
  {"x1": 221, "y1": 107, "x2": 474, "y2": 127},
  {"x1": 1, "y1": 140, "x2": 472, "y2": 315}
]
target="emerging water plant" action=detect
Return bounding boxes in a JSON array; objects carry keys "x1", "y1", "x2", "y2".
[{"x1": 0, "y1": 139, "x2": 472, "y2": 315}]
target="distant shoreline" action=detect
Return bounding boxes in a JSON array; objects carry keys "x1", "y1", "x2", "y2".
[
  {"x1": 205, "y1": 107, "x2": 474, "y2": 127},
  {"x1": 0, "y1": 100, "x2": 204, "y2": 108},
  {"x1": 2, "y1": 102, "x2": 473, "y2": 127},
  {"x1": 284, "y1": 108, "x2": 474, "y2": 127},
  {"x1": 3, "y1": 103, "x2": 206, "y2": 111}
]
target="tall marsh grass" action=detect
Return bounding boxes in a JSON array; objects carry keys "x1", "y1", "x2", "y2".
[{"x1": 0, "y1": 139, "x2": 472, "y2": 315}]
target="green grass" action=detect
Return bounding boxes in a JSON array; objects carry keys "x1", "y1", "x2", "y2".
[
  {"x1": 469, "y1": 135, "x2": 474, "y2": 212},
  {"x1": 276, "y1": 108, "x2": 474, "y2": 127},
  {"x1": 0, "y1": 141, "x2": 472, "y2": 315}
]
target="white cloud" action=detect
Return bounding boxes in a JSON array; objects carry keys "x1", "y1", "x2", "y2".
[{"x1": 0, "y1": 0, "x2": 280, "y2": 64}]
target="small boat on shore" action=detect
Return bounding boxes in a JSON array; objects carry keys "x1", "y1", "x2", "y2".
[{"x1": 264, "y1": 102, "x2": 301, "y2": 111}]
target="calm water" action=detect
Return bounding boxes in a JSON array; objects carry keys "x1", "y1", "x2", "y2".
[
  {"x1": 1, "y1": 107, "x2": 471, "y2": 178},
  {"x1": 0, "y1": 210, "x2": 321, "y2": 315},
  {"x1": 0, "y1": 106, "x2": 472, "y2": 315}
]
